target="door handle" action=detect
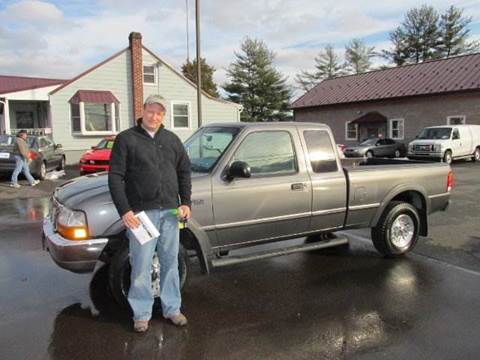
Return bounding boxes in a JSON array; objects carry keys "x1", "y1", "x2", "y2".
[{"x1": 291, "y1": 183, "x2": 306, "y2": 191}]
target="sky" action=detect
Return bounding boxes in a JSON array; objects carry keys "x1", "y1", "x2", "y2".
[{"x1": 1, "y1": 0, "x2": 479, "y2": 96}]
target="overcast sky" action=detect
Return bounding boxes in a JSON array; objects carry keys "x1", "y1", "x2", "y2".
[{"x1": 1, "y1": 0, "x2": 479, "y2": 95}]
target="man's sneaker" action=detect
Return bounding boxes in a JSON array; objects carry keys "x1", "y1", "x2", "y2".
[
  {"x1": 9, "y1": 184, "x2": 21, "y2": 188},
  {"x1": 133, "y1": 320, "x2": 149, "y2": 333},
  {"x1": 165, "y1": 313, "x2": 188, "y2": 326},
  {"x1": 31, "y1": 180, "x2": 40, "y2": 187}
]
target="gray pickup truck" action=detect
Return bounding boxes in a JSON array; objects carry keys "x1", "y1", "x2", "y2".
[{"x1": 43, "y1": 122, "x2": 452, "y2": 307}]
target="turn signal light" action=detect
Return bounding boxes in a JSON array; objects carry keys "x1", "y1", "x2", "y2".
[
  {"x1": 447, "y1": 170, "x2": 454, "y2": 192},
  {"x1": 57, "y1": 223, "x2": 89, "y2": 240}
]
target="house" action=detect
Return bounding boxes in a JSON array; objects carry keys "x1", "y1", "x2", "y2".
[
  {"x1": 0, "y1": 32, "x2": 242, "y2": 163},
  {"x1": 291, "y1": 53, "x2": 480, "y2": 145}
]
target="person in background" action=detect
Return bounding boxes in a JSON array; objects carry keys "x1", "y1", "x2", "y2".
[{"x1": 10, "y1": 130, "x2": 39, "y2": 188}]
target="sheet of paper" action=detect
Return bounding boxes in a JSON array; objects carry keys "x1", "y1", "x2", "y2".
[{"x1": 130, "y1": 211, "x2": 160, "y2": 245}]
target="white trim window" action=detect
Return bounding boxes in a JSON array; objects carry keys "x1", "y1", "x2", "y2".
[
  {"x1": 171, "y1": 101, "x2": 191, "y2": 129},
  {"x1": 447, "y1": 115, "x2": 466, "y2": 125},
  {"x1": 389, "y1": 118, "x2": 404, "y2": 140},
  {"x1": 71, "y1": 101, "x2": 119, "y2": 135},
  {"x1": 345, "y1": 121, "x2": 358, "y2": 141},
  {"x1": 143, "y1": 65, "x2": 156, "y2": 85}
]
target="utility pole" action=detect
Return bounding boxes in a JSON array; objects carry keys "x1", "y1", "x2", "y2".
[
  {"x1": 195, "y1": 0, "x2": 202, "y2": 127},
  {"x1": 185, "y1": 0, "x2": 190, "y2": 63}
]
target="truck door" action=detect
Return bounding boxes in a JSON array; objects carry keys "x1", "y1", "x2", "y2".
[
  {"x1": 211, "y1": 128, "x2": 312, "y2": 248},
  {"x1": 300, "y1": 128, "x2": 347, "y2": 232},
  {"x1": 451, "y1": 128, "x2": 462, "y2": 157}
]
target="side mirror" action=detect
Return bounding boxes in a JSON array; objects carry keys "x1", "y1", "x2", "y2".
[
  {"x1": 91, "y1": 146, "x2": 97, "y2": 150},
  {"x1": 226, "y1": 161, "x2": 251, "y2": 181}
]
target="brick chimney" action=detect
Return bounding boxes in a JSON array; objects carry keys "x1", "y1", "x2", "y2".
[{"x1": 129, "y1": 32, "x2": 143, "y2": 123}]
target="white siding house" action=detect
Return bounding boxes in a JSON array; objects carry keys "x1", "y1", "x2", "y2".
[{"x1": 2, "y1": 33, "x2": 242, "y2": 164}]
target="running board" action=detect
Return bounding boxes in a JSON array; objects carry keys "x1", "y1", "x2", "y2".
[{"x1": 210, "y1": 236, "x2": 349, "y2": 268}]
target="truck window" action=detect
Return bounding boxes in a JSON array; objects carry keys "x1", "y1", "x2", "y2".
[
  {"x1": 303, "y1": 130, "x2": 338, "y2": 173},
  {"x1": 452, "y1": 129, "x2": 460, "y2": 140},
  {"x1": 232, "y1": 131, "x2": 297, "y2": 176}
]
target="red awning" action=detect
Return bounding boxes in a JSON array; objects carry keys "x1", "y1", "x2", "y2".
[
  {"x1": 69, "y1": 90, "x2": 119, "y2": 104},
  {"x1": 351, "y1": 111, "x2": 387, "y2": 124}
]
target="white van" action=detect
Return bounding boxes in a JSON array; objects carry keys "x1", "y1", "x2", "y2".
[{"x1": 408, "y1": 125, "x2": 480, "y2": 164}]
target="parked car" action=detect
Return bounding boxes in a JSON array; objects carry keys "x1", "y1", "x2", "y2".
[
  {"x1": 79, "y1": 136, "x2": 115, "y2": 175},
  {"x1": 0, "y1": 134, "x2": 65, "y2": 179},
  {"x1": 43, "y1": 122, "x2": 451, "y2": 308},
  {"x1": 344, "y1": 138, "x2": 407, "y2": 158},
  {"x1": 408, "y1": 125, "x2": 480, "y2": 165},
  {"x1": 337, "y1": 144, "x2": 346, "y2": 159}
]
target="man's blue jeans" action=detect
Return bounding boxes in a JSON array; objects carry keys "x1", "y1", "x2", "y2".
[
  {"x1": 11, "y1": 155, "x2": 35, "y2": 186},
  {"x1": 126, "y1": 208, "x2": 181, "y2": 321}
]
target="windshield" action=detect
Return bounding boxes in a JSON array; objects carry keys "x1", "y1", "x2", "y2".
[
  {"x1": 0, "y1": 135, "x2": 36, "y2": 147},
  {"x1": 95, "y1": 139, "x2": 115, "y2": 149},
  {"x1": 418, "y1": 128, "x2": 452, "y2": 140},
  {"x1": 184, "y1": 126, "x2": 240, "y2": 173},
  {"x1": 359, "y1": 139, "x2": 378, "y2": 146}
]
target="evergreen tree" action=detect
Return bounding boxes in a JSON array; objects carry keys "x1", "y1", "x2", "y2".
[
  {"x1": 345, "y1": 39, "x2": 375, "y2": 74},
  {"x1": 295, "y1": 45, "x2": 345, "y2": 91},
  {"x1": 181, "y1": 58, "x2": 219, "y2": 97},
  {"x1": 437, "y1": 5, "x2": 480, "y2": 58},
  {"x1": 223, "y1": 37, "x2": 291, "y2": 122}
]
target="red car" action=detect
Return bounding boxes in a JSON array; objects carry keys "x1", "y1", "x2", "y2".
[{"x1": 79, "y1": 136, "x2": 115, "y2": 175}]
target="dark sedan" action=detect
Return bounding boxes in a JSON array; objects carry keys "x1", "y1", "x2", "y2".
[
  {"x1": 344, "y1": 138, "x2": 407, "y2": 158},
  {"x1": 0, "y1": 135, "x2": 65, "y2": 179}
]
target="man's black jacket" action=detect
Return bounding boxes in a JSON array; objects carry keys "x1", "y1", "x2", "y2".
[{"x1": 108, "y1": 123, "x2": 192, "y2": 217}]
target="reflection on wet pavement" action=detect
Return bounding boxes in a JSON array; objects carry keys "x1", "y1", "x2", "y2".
[{"x1": 1, "y1": 198, "x2": 480, "y2": 360}]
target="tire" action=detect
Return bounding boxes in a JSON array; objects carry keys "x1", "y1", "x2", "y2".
[
  {"x1": 443, "y1": 150, "x2": 453, "y2": 165},
  {"x1": 37, "y1": 161, "x2": 47, "y2": 180},
  {"x1": 366, "y1": 150, "x2": 374, "y2": 159},
  {"x1": 472, "y1": 147, "x2": 480, "y2": 162},
  {"x1": 56, "y1": 156, "x2": 66, "y2": 171},
  {"x1": 108, "y1": 239, "x2": 189, "y2": 309},
  {"x1": 394, "y1": 150, "x2": 401, "y2": 158},
  {"x1": 371, "y1": 201, "x2": 420, "y2": 257}
]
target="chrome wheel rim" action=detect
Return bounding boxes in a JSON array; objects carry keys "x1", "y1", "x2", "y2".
[
  {"x1": 391, "y1": 214, "x2": 415, "y2": 249},
  {"x1": 475, "y1": 149, "x2": 480, "y2": 161},
  {"x1": 40, "y1": 163, "x2": 46, "y2": 178},
  {"x1": 395, "y1": 150, "x2": 400, "y2": 158},
  {"x1": 366, "y1": 152, "x2": 373, "y2": 158}
]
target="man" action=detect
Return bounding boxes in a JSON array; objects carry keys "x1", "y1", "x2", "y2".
[
  {"x1": 108, "y1": 95, "x2": 192, "y2": 332},
  {"x1": 10, "y1": 130, "x2": 40, "y2": 188}
]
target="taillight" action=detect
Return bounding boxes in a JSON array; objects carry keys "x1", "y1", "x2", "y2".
[
  {"x1": 28, "y1": 151, "x2": 37, "y2": 160},
  {"x1": 447, "y1": 170, "x2": 454, "y2": 192}
]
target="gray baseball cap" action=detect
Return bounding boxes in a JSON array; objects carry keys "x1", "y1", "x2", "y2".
[{"x1": 144, "y1": 94, "x2": 167, "y2": 111}]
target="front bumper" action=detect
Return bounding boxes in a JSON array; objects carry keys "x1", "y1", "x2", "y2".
[
  {"x1": 79, "y1": 164, "x2": 109, "y2": 174},
  {"x1": 407, "y1": 151, "x2": 442, "y2": 160},
  {"x1": 42, "y1": 217, "x2": 108, "y2": 273}
]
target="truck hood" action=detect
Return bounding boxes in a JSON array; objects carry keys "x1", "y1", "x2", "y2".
[
  {"x1": 409, "y1": 139, "x2": 447, "y2": 146},
  {"x1": 55, "y1": 171, "x2": 208, "y2": 210}
]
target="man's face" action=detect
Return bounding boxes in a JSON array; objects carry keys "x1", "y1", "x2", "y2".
[
  {"x1": 20, "y1": 133, "x2": 27, "y2": 140},
  {"x1": 142, "y1": 103, "x2": 165, "y2": 131}
]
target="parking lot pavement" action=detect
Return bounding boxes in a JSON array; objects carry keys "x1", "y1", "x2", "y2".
[
  {"x1": 0, "y1": 165, "x2": 81, "y2": 200},
  {"x1": 0, "y1": 162, "x2": 479, "y2": 359}
]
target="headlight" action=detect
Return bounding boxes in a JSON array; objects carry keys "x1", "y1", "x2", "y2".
[{"x1": 56, "y1": 206, "x2": 89, "y2": 240}]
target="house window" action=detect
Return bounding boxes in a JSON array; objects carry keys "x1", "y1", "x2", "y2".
[
  {"x1": 172, "y1": 102, "x2": 190, "y2": 129},
  {"x1": 345, "y1": 121, "x2": 358, "y2": 140},
  {"x1": 447, "y1": 115, "x2": 466, "y2": 125},
  {"x1": 143, "y1": 65, "x2": 156, "y2": 84},
  {"x1": 389, "y1": 118, "x2": 404, "y2": 140},
  {"x1": 71, "y1": 102, "x2": 119, "y2": 135},
  {"x1": 71, "y1": 103, "x2": 81, "y2": 132}
]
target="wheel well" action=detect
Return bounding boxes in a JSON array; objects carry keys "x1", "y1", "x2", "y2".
[
  {"x1": 391, "y1": 191, "x2": 428, "y2": 236},
  {"x1": 180, "y1": 229, "x2": 209, "y2": 274}
]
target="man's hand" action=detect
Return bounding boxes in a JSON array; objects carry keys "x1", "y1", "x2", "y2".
[
  {"x1": 178, "y1": 205, "x2": 191, "y2": 221},
  {"x1": 122, "y1": 210, "x2": 141, "y2": 229}
]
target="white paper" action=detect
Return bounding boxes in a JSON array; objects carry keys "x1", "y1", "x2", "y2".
[{"x1": 130, "y1": 211, "x2": 160, "y2": 245}]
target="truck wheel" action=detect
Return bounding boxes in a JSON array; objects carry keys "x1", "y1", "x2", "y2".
[
  {"x1": 366, "y1": 151, "x2": 374, "y2": 159},
  {"x1": 371, "y1": 201, "x2": 420, "y2": 257},
  {"x1": 443, "y1": 150, "x2": 452, "y2": 165},
  {"x1": 36, "y1": 161, "x2": 47, "y2": 180},
  {"x1": 108, "y1": 240, "x2": 189, "y2": 309},
  {"x1": 56, "y1": 156, "x2": 66, "y2": 171},
  {"x1": 473, "y1": 147, "x2": 480, "y2": 162}
]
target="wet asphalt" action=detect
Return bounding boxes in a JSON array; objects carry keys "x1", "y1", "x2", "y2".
[{"x1": 0, "y1": 163, "x2": 479, "y2": 360}]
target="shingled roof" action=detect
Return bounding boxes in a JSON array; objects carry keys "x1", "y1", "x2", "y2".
[
  {"x1": 291, "y1": 53, "x2": 480, "y2": 109},
  {"x1": 0, "y1": 75, "x2": 66, "y2": 95}
]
